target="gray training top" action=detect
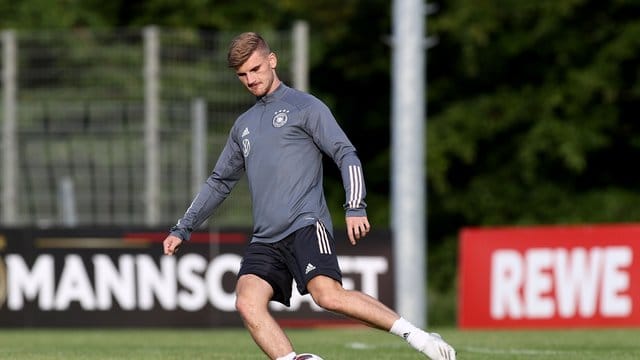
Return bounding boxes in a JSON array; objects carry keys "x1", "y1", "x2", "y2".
[{"x1": 170, "y1": 83, "x2": 367, "y2": 244}]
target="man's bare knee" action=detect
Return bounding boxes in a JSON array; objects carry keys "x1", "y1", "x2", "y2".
[
  {"x1": 236, "y1": 274, "x2": 272, "y2": 318},
  {"x1": 235, "y1": 293, "x2": 256, "y2": 317},
  {"x1": 308, "y1": 279, "x2": 346, "y2": 312},
  {"x1": 312, "y1": 291, "x2": 343, "y2": 312}
]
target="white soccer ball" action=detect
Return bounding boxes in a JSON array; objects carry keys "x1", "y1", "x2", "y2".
[{"x1": 295, "y1": 353, "x2": 324, "y2": 360}]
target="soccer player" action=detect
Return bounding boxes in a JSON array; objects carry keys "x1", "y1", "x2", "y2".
[{"x1": 162, "y1": 32, "x2": 456, "y2": 360}]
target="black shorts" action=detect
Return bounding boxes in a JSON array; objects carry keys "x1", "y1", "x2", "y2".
[{"x1": 237, "y1": 222, "x2": 342, "y2": 306}]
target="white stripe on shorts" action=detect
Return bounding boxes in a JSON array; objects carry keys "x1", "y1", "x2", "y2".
[{"x1": 316, "y1": 221, "x2": 331, "y2": 254}]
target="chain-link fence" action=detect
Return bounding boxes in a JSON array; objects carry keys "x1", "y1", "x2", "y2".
[{"x1": 1, "y1": 25, "x2": 308, "y2": 228}]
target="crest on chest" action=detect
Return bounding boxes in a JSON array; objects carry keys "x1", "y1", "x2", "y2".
[{"x1": 272, "y1": 109, "x2": 290, "y2": 128}]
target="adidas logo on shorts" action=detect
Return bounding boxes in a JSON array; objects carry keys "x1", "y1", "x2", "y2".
[{"x1": 305, "y1": 263, "x2": 316, "y2": 274}]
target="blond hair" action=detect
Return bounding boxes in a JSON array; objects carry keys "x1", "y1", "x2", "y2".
[{"x1": 227, "y1": 32, "x2": 271, "y2": 68}]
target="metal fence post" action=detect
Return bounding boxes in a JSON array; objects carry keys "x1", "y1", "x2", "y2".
[
  {"x1": 144, "y1": 26, "x2": 160, "y2": 226},
  {"x1": 2, "y1": 30, "x2": 17, "y2": 226},
  {"x1": 191, "y1": 98, "x2": 207, "y2": 194},
  {"x1": 58, "y1": 176, "x2": 78, "y2": 227},
  {"x1": 292, "y1": 20, "x2": 309, "y2": 93}
]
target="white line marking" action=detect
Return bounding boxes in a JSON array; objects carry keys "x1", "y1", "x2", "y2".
[{"x1": 464, "y1": 346, "x2": 576, "y2": 356}]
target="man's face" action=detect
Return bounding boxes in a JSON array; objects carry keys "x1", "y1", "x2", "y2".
[{"x1": 235, "y1": 50, "x2": 277, "y2": 97}]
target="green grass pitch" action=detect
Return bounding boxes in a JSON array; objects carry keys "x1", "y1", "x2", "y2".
[{"x1": 0, "y1": 327, "x2": 639, "y2": 359}]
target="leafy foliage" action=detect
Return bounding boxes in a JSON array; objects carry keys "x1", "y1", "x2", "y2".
[{"x1": 428, "y1": 0, "x2": 640, "y2": 234}]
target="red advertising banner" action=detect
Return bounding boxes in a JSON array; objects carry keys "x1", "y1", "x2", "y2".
[{"x1": 459, "y1": 224, "x2": 640, "y2": 328}]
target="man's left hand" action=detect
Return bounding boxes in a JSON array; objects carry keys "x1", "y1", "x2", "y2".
[{"x1": 345, "y1": 216, "x2": 370, "y2": 245}]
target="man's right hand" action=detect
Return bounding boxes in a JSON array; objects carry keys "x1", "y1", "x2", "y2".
[{"x1": 163, "y1": 235, "x2": 183, "y2": 255}]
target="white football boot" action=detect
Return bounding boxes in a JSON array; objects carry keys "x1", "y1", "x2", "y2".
[{"x1": 407, "y1": 331, "x2": 456, "y2": 360}]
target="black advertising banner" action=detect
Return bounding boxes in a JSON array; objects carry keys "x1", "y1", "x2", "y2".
[{"x1": 0, "y1": 228, "x2": 394, "y2": 327}]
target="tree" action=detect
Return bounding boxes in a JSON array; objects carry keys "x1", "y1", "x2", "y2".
[{"x1": 428, "y1": 0, "x2": 640, "y2": 233}]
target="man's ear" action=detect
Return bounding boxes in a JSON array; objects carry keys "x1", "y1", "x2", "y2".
[{"x1": 268, "y1": 52, "x2": 277, "y2": 69}]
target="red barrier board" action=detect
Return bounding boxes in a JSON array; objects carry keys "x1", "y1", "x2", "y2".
[{"x1": 459, "y1": 224, "x2": 640, "y2": 328}]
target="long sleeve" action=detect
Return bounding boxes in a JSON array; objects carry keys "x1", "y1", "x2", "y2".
[
  {"x1": 170, "y1": 131, "x2": 245, "y2": 241},
  {"x1": 339, "y1": 152, "x2": 367, "y2": 216},
  {"x1": 303, "y1": 100, "x2": 367, "y2": 217}
]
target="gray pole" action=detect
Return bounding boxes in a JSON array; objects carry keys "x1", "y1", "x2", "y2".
[
  {"x1": 292, "y1": 20, "x2": 309, "y2": 92},
  {"x1": 144, "y1": 26, "x2": 160, "y2": 226},
  {"x1": 391, "y1": 0, "x2": 427, "y2": 327},
  {"x1": 58, "y1": 176, "x2": 78, "y2": 227},
  {"x1": 2, "y1": 30, "x2": 17, "y2": 225},
  {"x1": 191, "y1": 98, "x2": 207, "y2": 194}
]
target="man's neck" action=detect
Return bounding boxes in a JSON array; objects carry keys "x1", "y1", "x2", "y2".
[{"x1": 266, "y1": 78, "x2": 282, "y2": 95}]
